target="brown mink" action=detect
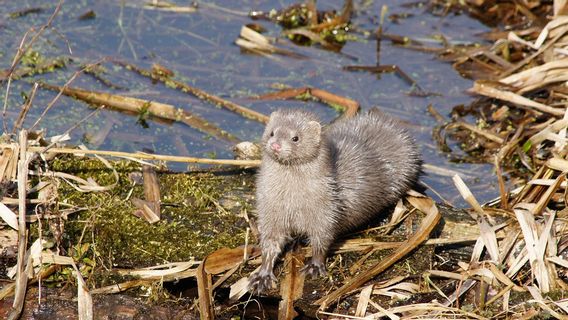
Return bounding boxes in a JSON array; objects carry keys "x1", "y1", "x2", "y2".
[{"x1": 248, "y1": 108, "x2": 422, "y2": 294}]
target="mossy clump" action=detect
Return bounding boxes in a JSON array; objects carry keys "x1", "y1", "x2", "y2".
[{"x1": 43, "y1": 156, "x2": 254, "y2": 271}]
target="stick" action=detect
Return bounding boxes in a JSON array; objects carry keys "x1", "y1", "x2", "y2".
[{"x1": 26, "y1": 146, "x2": 261, "y2": 167}]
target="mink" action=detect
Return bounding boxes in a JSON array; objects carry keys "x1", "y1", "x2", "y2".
[{"x1": 248, "y1": 108, "x2": 422, "y2": 294}]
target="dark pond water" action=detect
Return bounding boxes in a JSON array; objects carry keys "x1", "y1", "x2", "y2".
[{"x1": 0, "y1": 0, "x2": 496, "y2": 205}]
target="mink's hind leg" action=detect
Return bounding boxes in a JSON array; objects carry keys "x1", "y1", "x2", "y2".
[
  {"x1": 301, "y1": 231, "x2": 333, "y2": 278},
  {"x1": 248, "y1": 234, "x2": 287, "y2": 294}
]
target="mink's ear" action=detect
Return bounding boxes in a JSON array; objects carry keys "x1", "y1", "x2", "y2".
[
  {"x1": 307, "y1": 121, "x2": 321, "y2": 137},
  {"x1": 269, "y1": 110, "x2": 281, "y2": 121}
]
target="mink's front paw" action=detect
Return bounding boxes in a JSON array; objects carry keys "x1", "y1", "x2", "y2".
[
  {"x1": 300, "y1": 260, "x2": 326, "y2": 278},
  {"x1": 248, "y1": 270, "x2": 276, "y2": 295}
]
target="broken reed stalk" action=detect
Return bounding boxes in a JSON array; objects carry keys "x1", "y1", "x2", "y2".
[
  {"x1": 38, "y1": 82, "x2": 240, "y2": 144},
  {"x1": 452, "y1": 122, "x2": 504, "y2": 144},
  {"x1": 278, "y1": 248, "x2": 305, "y2": 320},
  {"x1": 452, "y1": 174, "x2": 485, "y2": 217},
  {"x1": 472, "y1": 82, "x2": 565, "y2": 116},
  {"x1": 253, "y1": 87, "x2": 360, "y2": 118},
  {"x1": 532, "y1": 172, "x2": 566, "y2": 215},
  {"x1": 8, "y1": 130, "x2": 30, "y2": 320},
  {"x1": 12, "y1": 82, "x2": 38, "y2": 135},
  {"x1": 494, "y1": 155, "x2": 509, "y2": 209},
  {"x1": 143, "y1": 164, "x2": 161, "y2": 217},
  {"x1": 26, "y1": 146, "x2": 261, "y2": 167},
  {"x1": 237, "y1": 26, "x2": 307, "y2": 58},
  {"x1": 375, "y1": 5, "x2": 388, "y2": 66},
  {"x1": 196, "y1": 262, "x2": 214, "y2": 320},
  {"x1": 114, "y1": 60, "x2": 270, "y2": 124},
  {"x1": 92, "y1": 267, "x2": 198, "y2": 294},
  {"x1": 343, "y1": 64, "x2": 427, "y2": 95}
]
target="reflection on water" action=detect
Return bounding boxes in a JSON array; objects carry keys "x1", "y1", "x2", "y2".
[{"x1": 0, "y1": 0, "x2": 496, "y2": 205}]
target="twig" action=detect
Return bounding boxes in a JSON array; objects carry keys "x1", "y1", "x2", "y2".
[
  {"x1": 3, "y1": 32, "x2": 29, "y2": 133},
  {"x1": 114, "y1": 60, "x2": 269, "y2": 123},
  {"x1": 279, "y1": 247, "x2": 305, "y2": 320},
  {"x1": 376, "y1": 5, "x2": 388, "y2": 66},
  {"x1": 117, "y1": 2, "x2": 138, "y2": 60},
  {"x1": 26, "y1": 146, "x2": 261, "y2": 167},
  {"x1": 343, "y1": 65, "x2": 430, "y2": 96},
  {"x1": 253, "y1": 87, "x2": 360, "y2": 118},
  {"x1": 29, "y1": 58, "x2": 107, "y2": 131},
  {"x1": 40, "y1": 106, "x2": 105, "y2": 153},
  {"x1": 2, "y1": 0, "x2": 64, "y2": 131},
  {"x1": 494, "y1": 155, "x2": 508, "y2": 210},
  {"x1": 12, "y1": 82, "x2": 39, "y2": 134},
  {"x1": 3, "y1": 1, "x2": 63, "y2": 79},
  {"x1": 450, "y1": 122, "x2": 505, "y2": 144}
]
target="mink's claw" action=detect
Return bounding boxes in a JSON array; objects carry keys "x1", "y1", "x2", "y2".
[
  {"x1": 300, "y1": 260, "x2": 326, "y2": 278},
  {"x1": 248, "y1": 271, "x2": 276, "y2": 295}
]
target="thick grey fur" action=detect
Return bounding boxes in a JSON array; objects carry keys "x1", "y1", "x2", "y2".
[{"x1": 248, "y1": 108, "x2": 422, "y2": 294}]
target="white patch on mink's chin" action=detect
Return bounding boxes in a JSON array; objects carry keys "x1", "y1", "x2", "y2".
[
  {"x1": 264, "y1": 149, "x2": 286, "y2": 163},
  {"x1": 273, "y1": 153, "x2": 290, "y2": 164}
]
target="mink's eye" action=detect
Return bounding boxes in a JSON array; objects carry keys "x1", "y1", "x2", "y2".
[
  {"x1": 291, "y1": 136, "x2": 299, "y2": 142},
  {"x1": 270, "y1": 131, "x2": 274, "y2": 137}
]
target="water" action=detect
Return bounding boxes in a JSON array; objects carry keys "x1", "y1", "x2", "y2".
[{"x1": 0, "y1": 0, "x2": 497, "y2": 205}]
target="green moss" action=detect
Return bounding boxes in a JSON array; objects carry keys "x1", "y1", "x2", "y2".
[
  {"x1": 21, "y1": 50, "x2": 44, "y2": 67},
  {"x1": 39, "y1": 156, "x2": 253, "y2": 277}
]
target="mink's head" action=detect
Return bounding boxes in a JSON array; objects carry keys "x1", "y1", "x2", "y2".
[{"x1": 261, "y1": 109, "x2": 322, "y2": 165}]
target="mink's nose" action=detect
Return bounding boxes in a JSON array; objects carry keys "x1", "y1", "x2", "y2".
[{"x1": 271, "y1": 142, "x2": 281, "y2": 152}]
